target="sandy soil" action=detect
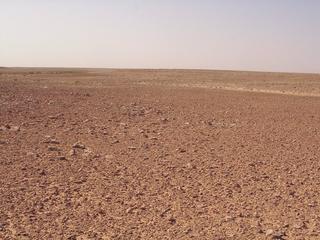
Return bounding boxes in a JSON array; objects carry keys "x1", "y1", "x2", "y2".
[{"x1": 1, "y1": 68, "x2": 320, "y2": 239}]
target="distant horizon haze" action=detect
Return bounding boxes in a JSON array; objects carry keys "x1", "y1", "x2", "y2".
[{"x1": 1, "y1": 0, "x2": 320, "y2": 74}]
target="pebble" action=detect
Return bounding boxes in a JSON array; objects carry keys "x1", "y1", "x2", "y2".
[
  {"x1": 49, "y1": 156, "x2": 66, "y2": 161},
  {"x1": 272, "y1": 231, "x2": 286, "y2": 239},
  {"x1": 48, "y1": 146, "x2": 60, "y2": 151},
  {"x1": 293, "y1": 222, "x2": 305, "y2": 229},
  {"x1": 43, "y1": 138, "x2": 60, "y2": 144},
  {"x1": 10, "y1": 126, "x2": 20, "y2": 132},
  {"x1": 128, "y1": 146, "x2": 136, "y2": 150},
  {"x1": 69, "y1": 149, "x2": 76, "y2": 156},
  {"x1": 266, "y1": 229, "x2": 274, "y2": 236},
  {"x1": 26, "y1": 151, "x2": 35, "y2": 156},
  {"x1": 161, "y1": 118, "x2": 169, "y2": 123},
  {"x1": 0, "y1": 140, "x2": 6, "y2": 145},
  {"x1": 0, "y1": 125, "x2": 20, "y2": 131},
  {"x1": 177, "y1": 148, "x2": 186, "y2": 153},
  {"x1": 83, "y1": 148, "x2": 93, "y2": 156},
  {"x1": 72, "y1": 143, "x2": 86, "y2": 149},
  {"x1": 105, "y1": 155, "x2": 114, "y2": 159},
  {"x1": 169, "y1": 217, "x2": 176, "y2": 225}
]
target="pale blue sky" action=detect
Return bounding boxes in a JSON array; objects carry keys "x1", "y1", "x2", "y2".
[{"x1": 1, "y1": 0, "x2": 320, "y2": 73}]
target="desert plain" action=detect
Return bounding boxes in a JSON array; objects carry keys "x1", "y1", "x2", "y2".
[{"x1": 1, "y1": 68, "x2": 320, "y2": 239}]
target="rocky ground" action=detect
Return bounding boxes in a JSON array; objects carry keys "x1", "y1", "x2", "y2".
[{"x1": 1, "y1": 69, "x2": 320, "y2": 239}]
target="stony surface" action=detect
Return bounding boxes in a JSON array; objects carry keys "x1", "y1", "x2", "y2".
[{"x1": 1, "y1": 68, "x2": 320, "y2": 239}]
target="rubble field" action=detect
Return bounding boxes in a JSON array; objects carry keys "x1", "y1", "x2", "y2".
[{"x1": 1, "y1": 68, "x2": 320, "y2": 239}]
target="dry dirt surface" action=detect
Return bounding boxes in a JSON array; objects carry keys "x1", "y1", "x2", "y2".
[{"x1": 1, "y1": 68, "x2": 320, "y2": 239}]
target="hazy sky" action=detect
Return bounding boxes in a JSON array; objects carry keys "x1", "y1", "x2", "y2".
[{"x1": 1, "y1": 0, "x2": 320, "y2": 73}]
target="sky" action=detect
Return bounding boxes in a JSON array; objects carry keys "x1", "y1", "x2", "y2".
[{"x1": 1, "y1": 0, "x2": 320, "y2": 73}]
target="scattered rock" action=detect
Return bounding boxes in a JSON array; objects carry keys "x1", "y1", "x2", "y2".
[
  {"x1": 266, "y1": 229, "x2": 274, "y2": 236},
  {"x1": 160, "y1": 208, "x2": 171, "y2": 217},
  {"x1": 67, "y1": 235, "x2": 77, "y2": 240},
  {"x1": 48, "y1": 146, "x2": 61, "y2": 151},
  {"x1": 160, "y1": 118, "x2": 168, "y2": 123},
  {"x1": 69, "y1": 149, "x2": 76, "y2": 156},
  {"x1": 224, "y1": 215, "x2": 235, "y2": 222},
  {"x1": 72, "y1": 142, "x2": 86, "y2": 149},
  {"x1": 48, "y1": 113, "x2": 63, "y2": 119},
  {"x1": 0, "y1": 125, "x2": 20, "y2": 131},
  {"x1": 26, "y1": 151, "x2": 35, "y2": 156},
  {"x1": 176, "y1": 148, "x2": 186, "y2": 153},
  {"x1": 0, "y1": 126, "x2": 7, "y2": 131},
  {"x1": 0, "y1": 140, "x2": 6, "y2": 145},
  {"x1": 10, "y1": 126, "x2": 20, "y2": 132},
  {"x1": 128, "y1": 146, "x2": 136, "y2": 150},
  {"x1": 74, "y1": 179, "x2": 86, "y2": 184},
  {"x1": 169, "y1": 217, "x2": 176, "y2": 225},
  {"x1": 111, "y1": 140, "x2": 119, "y2": 144},
  {"x1": 272, "y1": 231, "x2": 286, "y2": 240},
  {"x1": 126, "y1": 207, "x2": 136, "y2": 214},
  {"x1": 50, "y1": 156, "x2": 66, "y2": 161},
  {"x1": 293, "y1": 222, "x2": 305, "y2": 229},
  {"x1": 43, "y1": 138, "x2": 60, "y2": 144},
  {"x1": 83, "y1": 148, "x2": 93, "y2": 156},
  {"x1": 105, "y1": 155, "x2": 114, "y2": 159}
]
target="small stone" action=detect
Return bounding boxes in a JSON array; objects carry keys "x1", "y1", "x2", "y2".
[
  {"x1": 67, "y1": 235, "x2": 77, "y2": 240},
  {"x1": 111, "y1": 140, "x2": 119, "y2": 144},
  {"x1": 72, "y1": 143, "x2": 86, "y2": 149},
  {"x1": 177, "y1": 148, "x2": 186, "y2": 153},
  {"x1": 43, "y1": 138, "x2": 60, "y2": 144},
  {"x1": 186, "y1": 163, "x2": 195, "y2": 169},
  {"x1": 272, "y1": 231, "x2": 286, "y2": 239},
  {"x1": 57, "y1": 156, "x2": 66, "y2": 160},
  {"x1": 293, "y1": 222, "x2": 305, "y2": 229},
  {"x1": 169, "y1": 217, "x2": 176, "y2": 225},
  {"x1": 26, "y1": 151, "x2": 34, "y2": 156},
  {"x1": 266, "y1": 229, "x2": 274, "y2": 236},
  {"x1": 128, "y1": 146, "x2": 136, "y2": 150},
  {"x1": 105, "y1": 155, "x2": 114, "y2": 159},
  {"x1": 161, "y1": 118, "x2": 168, "y2": 123},
  {"x1": 83, "y1": 148, "x2": 93, "y2": 156},
  {"x1": 48, "y1": 146, "x2": 61, "y2": 151},
  {"x1": 48, "y1": 113, "x2": 63, "y2": 119},
  {"x1": 224, "y1": 215, "x2": 235, "y2": 222},
  {"x1": 0, "y1": 140, "x2": 6, "y2": 145},
  {"x1": 126, "y1": 207, "x2": 135, "y2": 214},
  {"x1": 69, "y1": 149, "x2": 76, "y2": 156},
  {"x1": 10, "y1": 126, "x2": 20, "y2": 132}
]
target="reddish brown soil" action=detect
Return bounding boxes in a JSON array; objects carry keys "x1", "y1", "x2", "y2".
[{"x1": 1, "y1": 69, "x2": 320, "y2": 239}]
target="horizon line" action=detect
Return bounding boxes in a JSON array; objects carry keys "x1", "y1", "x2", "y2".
[{"x1": 1, "y1": 65, "x2": 320, "y2": 75}]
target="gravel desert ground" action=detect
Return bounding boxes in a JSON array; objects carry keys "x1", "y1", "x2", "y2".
[{"x1": 1, "y1": 68, "x2": 320, "y2": 239}]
